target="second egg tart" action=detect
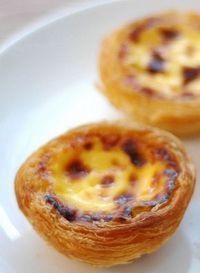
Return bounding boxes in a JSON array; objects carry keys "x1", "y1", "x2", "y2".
[
  {"x1": 99, "y1": 11, "x2": 200, "y2": 136},
  {"x1": 15, "y1": 122, "x2": 195, "y2": 266}
]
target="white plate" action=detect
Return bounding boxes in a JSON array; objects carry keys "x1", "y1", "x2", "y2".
[{"x1": 0, "y1": 1, "x2": 200, "y2": 272}]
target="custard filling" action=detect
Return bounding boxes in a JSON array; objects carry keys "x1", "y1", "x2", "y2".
[
  {"x1": 43, "y1": 135, "x2": 179, "y2": 222},
  {"x1": 120, "y1": 14, "x2": 200, "y2": 98}
]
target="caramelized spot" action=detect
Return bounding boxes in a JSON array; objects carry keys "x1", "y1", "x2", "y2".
[
  {"x1": 111, "y1": 159, "x2": 120, "y2": 166},
  {"x1": 122, "y1": 206, "x2": 133, "y2": 218},
  {"x1": 66, "y1": 159, "x2": 89, "y2": 179},
  {"x1": 115, "y1": 193, "x2": 134, "y2": 205},
  {"x1": 90, "y1": 213, "x2": 101, "y2": 221},
  {"x1": 129, "y1": 173, "x2": 137, "y2": 186},
  {"x1": 95, "y1": 213, "x2": 113, "y2": 222},
  {"x1": 83, "y1": 142, "x2": 93, "y2": 150},
  {"x1": 79, "y1": 214, "x2": 92, "y2": 222},
  {"x1": 147, "y1": 51, "x2": 165, "y2": 73},
  {"x1": 102, "y1": 214, "x2": 114, "y2": 222},
  {"x1": 160, "y1": 28, "x2": 180, "y2": 41},
  {"x1": 166, "y1": 166, "x2": 177, "y2": 176},
  {"x1": 141, "y1": 200, "x2": 158, "y2": 207},
  {"x1": 182, "y1": 66, "x2": 200, "y2": 85},
  {"x1": 38, "y1": 162, "x2": 47, "y2": 174},
  {"x1": 45, "y1": 194, "x2": 76, "y2": 222},
  {"x1": 129, "y1": 25, "x2": 145, "y2": 42},
  {"x1": 101, "y1": 175, "x2": 114, "y2": 188},
  {"x1": 141, "y1": 87, "x2": 157, "y2": 97},
  {"x1": 79, "y1": 213, "x2": 113, "y2": 222},
  {"x1": 115, "y1": 206, "x2": 133, "y2": 222},
  {"x1": 102, "y1": 134, "x2": 120, "y2": 150},
  {"x1": 118, "y1": 43, "x2": 128, "y2": 60},
  {"x1": 155, "y1": 148, "x2": 176, "y2": 167},
  {"x1": 122, "y1": 139, "x2": 145, "y2": 166},
  {"x1": 129, "y1": 17, "x2": 159, "y2": 42},
  {"x1": 164, "y1": 169, "x2": 178, "y2": 191}
]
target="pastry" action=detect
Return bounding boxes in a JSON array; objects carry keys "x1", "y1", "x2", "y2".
[
  {"x1": 99, "y1": 11, "x2": 200, "y2": 136},
  {"x1": 15, "y1": 122, "x2": 195, "y2": 266}
]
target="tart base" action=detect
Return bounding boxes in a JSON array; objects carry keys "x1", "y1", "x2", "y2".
[
  {"x1": 99, "y1": 12, "x2": 200, "y2": 137},
  {"x1": 15, "y1": 122, "x2": 195, "y2": 266}
]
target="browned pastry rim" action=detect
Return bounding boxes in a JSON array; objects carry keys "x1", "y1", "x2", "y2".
[
  {"x1": 99, "y1": 11, "x2": 200, "y2": 136},
  {"x1": 15, "y1": 122, "x2": 195, "y2": 266}
]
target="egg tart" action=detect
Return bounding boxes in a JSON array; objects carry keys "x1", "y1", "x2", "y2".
[
  {"x1": 15, "y1": 122, "x2": 195, "y2": 266},
  {"x1": 99, "y1": 11, "x2": 200, "y2": 136}
]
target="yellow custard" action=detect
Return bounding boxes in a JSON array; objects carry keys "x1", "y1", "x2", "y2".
[
  {"x1": 122, "y1": 13, "x2": 200, "y2": 98},
  {"x1": 50, "y1": 138, "x2": 173, "y2": 214}
]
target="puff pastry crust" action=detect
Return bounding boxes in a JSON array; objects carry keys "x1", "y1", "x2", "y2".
[
  {"x1": 99, "y1": 11, "x2": 200, "y2": 136},
  {"x1": 15, "y1": 122, "x2": 195, "y2": 266}
]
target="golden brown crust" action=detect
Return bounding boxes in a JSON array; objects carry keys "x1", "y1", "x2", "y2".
[
  {"x1": 99, "y1": 11, "x2": 200, "y2": 136},
  {"x1": 15, "y1": 121, "x2": 195, "y2": 266}
]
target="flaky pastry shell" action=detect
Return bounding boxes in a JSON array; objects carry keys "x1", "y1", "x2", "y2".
[
  {"x1": 15, "y1": 122, "x2": 195, "y2": 266},
  {"x1": 99, "y1": 11, "x2": 200, "y2": 136}
]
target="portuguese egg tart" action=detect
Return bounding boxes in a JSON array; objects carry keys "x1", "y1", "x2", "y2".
[
  {"x1": 15, "y1": 122, "x2": 195, "y2": 266},
  {"x1": 99, "y1": 11, "x2": 200, "y2": 136}
]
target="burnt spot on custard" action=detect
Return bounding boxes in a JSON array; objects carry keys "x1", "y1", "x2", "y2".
[
  {"x1": 101, "y1": 134, "x2": 120, "y2": 150},
  {"x1": 129, "y1": 17, "x2": 160, "y2": 43},
  {"x1": 79, "y1": 214, "x2": 93, "y2": 222},
  {"x1": 147, "y1": 50, "x2": 165, "y2": 74},
  {"x1": 47, "y1": 132, "x2": 180, "y2": 224},
  {"x1": 93, "y1": 213, "x2": 113, "y2": 222},
  {"x1": 111, "y1": 158, "x2": 120, "y2": 167},
  {"x1": 114, "y1": 193, "x2": 134, "y2": 205},
  {"x1": 45, "y1": 194, "x2": 76, "y2": 222},
  {"x1": 101, "y1": 175, "x2": 115, "y2": 188},
  {"x1": 129, "y1": 24, "x2": 145, "y2": 43},
  {"x1": 164, "y1": 169, "x2": 178, "y2": 191},
  {"x1": 150, "y1": 193, "x2": 170, "y2": 205},
  {"x1": 79, "y1": 212, "x2": 114, "y2": 223},
  {"x1": 155, "y1": 147, "x2": 177, "y2": 167},
  {"x1": 45, "y1": 161, "x2": 178, "y2": 224},
  {"x1": 45, "y1": 195, "x2": 115, "y2": 223},
  {"x1": 122, "y1": 139, "x2": 145, "y2": 167},
  {"x1": 182, "y1": 66, "x2": 200, "y2": 85},
  {"x1": 160, "y1": 28, "x2": 180, "y2": 41},
  {"x1": 129, "y1": 173, "x2": 137, "y2": 185},
  {"x1": 65, "y1": 159, "x2": 90, "y2": 179},
  {"x1": 122, "y1": 206, "x2": 133, "y2": 218},
  {"x1": 141, "y1": 87, "x2": 157, "y2": 97},
  {"x1": 83, "y1": 142, "x2": 93, "y2": 150}
]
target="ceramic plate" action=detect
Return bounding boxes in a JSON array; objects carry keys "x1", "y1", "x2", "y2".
[{"x1": 0, "y1": 0, "x2": 200, "y2": 272}]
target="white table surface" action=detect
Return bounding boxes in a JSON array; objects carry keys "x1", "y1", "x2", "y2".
[{"x1": 0, "y1": 0, "x2": 108, "y2": 53}]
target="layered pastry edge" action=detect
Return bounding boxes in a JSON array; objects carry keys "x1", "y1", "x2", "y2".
[
  {"x1": 99, "y1": 11, "x2": 200, "y2": 136},
  {"x1": 15, "y1": 122, "x2": 195, "y2": 266}
]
